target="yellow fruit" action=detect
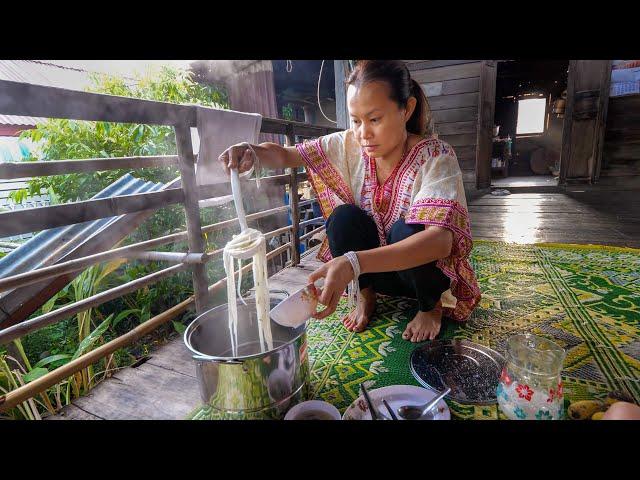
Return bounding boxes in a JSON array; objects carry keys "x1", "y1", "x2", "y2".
[
  {"x1": 568, "y1": 400, "x2": 606, "y2": 420},
  {"x1": 591, "y1": 411, "x2": 606, "y2": 420}
]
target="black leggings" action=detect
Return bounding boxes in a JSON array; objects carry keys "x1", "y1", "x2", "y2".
[{"x1": 325, "y1": 204, "x2": 451, "y2": 312}]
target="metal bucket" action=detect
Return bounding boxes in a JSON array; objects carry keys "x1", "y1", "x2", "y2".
[{"x1": 184, "y1": 292, "x2": 310, "y2": 419}]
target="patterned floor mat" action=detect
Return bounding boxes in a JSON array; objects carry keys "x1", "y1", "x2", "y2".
[{"x1": 189, "y1": 241, "x2": 640, "y2": 420}]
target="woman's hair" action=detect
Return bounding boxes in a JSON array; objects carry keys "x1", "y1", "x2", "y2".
[{"x1": 346, "y1": 60, "x2": 432, "y2": 136}]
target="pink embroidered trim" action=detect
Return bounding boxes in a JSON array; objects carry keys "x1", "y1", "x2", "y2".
[
  {"x1": 405, "y1": 197, "x2": 480, "y2": 321},
  {"x1": 296, "y1": 139, "x2": 354, "y2": 206},
  {"x1": 405, "y1": 198, "x2": 473, "y2": 257},
  {"x1": 360, "y1": 138, "x2": 453, "y2": 245}
]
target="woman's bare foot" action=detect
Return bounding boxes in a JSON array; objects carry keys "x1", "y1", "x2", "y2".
[
  {"x1": 402, "y1": 302, "x2": 443, "y2": 342},
  {"x1": 342, "y1": 287, "x2": 377, "y2": 332}
]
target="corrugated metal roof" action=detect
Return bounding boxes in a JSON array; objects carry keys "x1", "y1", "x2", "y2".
[
  {"x1": 0, "y1": 60, "x2": 137, "y2": 127},
  {"x1": 0, "y1": 173, "x2": 166, "y2": 280},
  {"x1": 0, "y1": 114, "x2": 40, "y2": 126},
  {"x1": 0, "y1": 173, "x2": 173, "y2": 329}
]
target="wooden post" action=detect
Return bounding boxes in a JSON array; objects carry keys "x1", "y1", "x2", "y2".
[
  {"x1": 476, "y1": 60, "x2": 497, "y2": 190},
  {"x1": 334, "y1": 60, "x2": 350, "y2": 130},
  {"x1": 285, "y1": 131, "x2": 301, "y2": 266},
  {"x1": 593, "y1": 60, "x2": 613, "y2": 183},
  {"x1": 174, "y1": 125, "x2": 210, "y2": 313},
  {"x1": 559, "y1": 60, "x2": 612, "y2": 185}
]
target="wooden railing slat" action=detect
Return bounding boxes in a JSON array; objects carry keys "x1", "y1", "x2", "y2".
[
  {"x1": 0, "y1": 79, "x2": 196, "y2": 126},
  {"x1": 0, "y1": 156, "x2": 180, "y2": 179}
]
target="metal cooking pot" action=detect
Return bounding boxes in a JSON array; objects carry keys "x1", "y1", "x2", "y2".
[{"x1": 184, "y1": 291, "x2": 310, "y2": 419}]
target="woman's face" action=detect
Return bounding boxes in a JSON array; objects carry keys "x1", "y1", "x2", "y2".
[{"x1": 347, "y1": 80, "x2": 415, "y2": 159}]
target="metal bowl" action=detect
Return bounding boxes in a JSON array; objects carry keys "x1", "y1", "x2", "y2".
[{"x1": 410, "y1": 339, "x2": 505, "y2": 405}]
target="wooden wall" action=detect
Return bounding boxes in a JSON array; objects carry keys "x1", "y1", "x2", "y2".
[
  {"x1": 601, "y1": 94, "x2": 640, "y2": 180},
  {"x1": 406, "y1": 60, "x2": 487, "y2": 194}
]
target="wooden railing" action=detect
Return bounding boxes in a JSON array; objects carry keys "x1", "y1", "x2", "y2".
[{"x1": 0, "y1": 79, "x2": 340, "y2": 413}]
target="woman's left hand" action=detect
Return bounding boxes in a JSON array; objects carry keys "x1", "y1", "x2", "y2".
[{"x1": 307, "y1": 256, "x2": 356, "y2": 319}]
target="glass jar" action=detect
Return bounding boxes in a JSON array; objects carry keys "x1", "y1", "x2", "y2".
[{"x1": 497, "y1": 334, "x2": 566, "y2": 420}]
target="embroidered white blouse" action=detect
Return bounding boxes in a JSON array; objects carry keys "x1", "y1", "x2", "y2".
[{"x1": 296, "y1": 129, "x2": 481, "y2": 321}]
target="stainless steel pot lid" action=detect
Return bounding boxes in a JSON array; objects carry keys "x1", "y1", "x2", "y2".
[{"x1": 410, "y1": 339, "x2": 506, "y2": 405}]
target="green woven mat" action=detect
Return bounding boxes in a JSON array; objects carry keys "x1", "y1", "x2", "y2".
[{"x1": 189, "y1": 240, "x2": 640, "y2": 420}]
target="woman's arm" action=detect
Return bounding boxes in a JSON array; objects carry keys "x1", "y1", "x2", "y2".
[
  {"x1": 308, "y1": 226, "x2": 453, "y2": 319},
  {"x1": 218, "y1": 142, "x2": 304, "y2": 176}
]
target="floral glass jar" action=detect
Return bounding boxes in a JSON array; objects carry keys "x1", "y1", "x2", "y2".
[{"x1": 497, "y1": 334, "x2": 566, "y2": 420}]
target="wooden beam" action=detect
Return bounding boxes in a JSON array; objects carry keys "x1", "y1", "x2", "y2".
[
  {"x1": 436, "y1": 121, "x2": 477, "y2": 135},
  {"x1": 0, "y1": 188, "x2": 185, "y2": 238},
  {"x1": 438, "y1": 133, "x2": 477, "y2": 147},
  {"x1": 0, "y1": 156, "x2": 179, "y2": 179},
  {"x1": 476, "y1": 60, "x2": 497, "y2": 189},
  {"x1": 260, "y1": 117, "x2": 341, "y2": 137},
  {"x1": 428, "y1": 92, "x2": 479, "y2": 111},
  {"x1": 441, "y1": 77, "x2": 481, "y2": 95},
  {"x1": 411, "y1": 63, "x2": 481, "y2": 84},
  {"x1": 407, "y1": 60, "x2": 480, "y2": 71},
  {"x1": 0, "y1": 79, "x2": 195, "y2": 126},
  {"x1": 334, "y1": 60, "x2": 350, "y2": 130},
  {"x1": 286, "y1": 132, "x2": 301, "y2": 266},
  {"x1": 174, "y1": 125, "x2": 210, "y2": 314},
  {"x1": 432, "y1": 107, "x2": 478, "y2": 124}
]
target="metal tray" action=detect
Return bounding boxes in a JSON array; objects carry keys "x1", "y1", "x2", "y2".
[{"x1": 410, "y1": 339, "x2": 506, "y2": 405}]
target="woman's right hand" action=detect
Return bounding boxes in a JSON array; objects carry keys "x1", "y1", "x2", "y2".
[{"x1": 218, "y1": 142, "x2": 255, "y2": 177}]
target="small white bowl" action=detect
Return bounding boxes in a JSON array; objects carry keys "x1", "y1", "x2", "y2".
[
  {"x1": 284, "y1": 400, "x2": 341, "y2": 420},
  {"x1": 269, "y1": 285, "x2": 318, "y2": 328}
]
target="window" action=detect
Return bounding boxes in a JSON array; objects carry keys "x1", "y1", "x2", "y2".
[{"x1": 516, "y1": 98, "x2": 546, "y2": 135}]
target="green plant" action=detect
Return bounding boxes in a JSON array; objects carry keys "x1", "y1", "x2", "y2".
[
  {"x1": 282, "y1": 103, "x2": 294, "y2": 121},
  {"x1": 1, "y1": 64, "x2": 232, "y2": 419},
  {"x1": 14, "y1": 65, "x2": 227, "y2": 206}
]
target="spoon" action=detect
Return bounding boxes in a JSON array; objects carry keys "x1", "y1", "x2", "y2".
[{"x1": 397, "y1": 387, "x2": 452, "y2": 420}]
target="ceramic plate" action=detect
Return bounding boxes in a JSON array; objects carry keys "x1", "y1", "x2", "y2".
[{"x1": 342, "y1": 384, "x2": 451, "y2": 420}]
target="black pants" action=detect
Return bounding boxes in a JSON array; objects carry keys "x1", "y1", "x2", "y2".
[{"x1": 325, "y1": 204, "x2": 450, "y2": 312}]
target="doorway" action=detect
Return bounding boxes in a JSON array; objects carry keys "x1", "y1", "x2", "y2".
[{"x1": 491, "y1": 60, "x2": 569, "y2": 189}]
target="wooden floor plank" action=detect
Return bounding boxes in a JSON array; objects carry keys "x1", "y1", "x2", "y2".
[
  {"x1": 145, "y1": 337, "x2": 196, "y2": 378},
  {"x1": 71, "y1": 363, "x2": 201, "y2": 419},
  {"x1": 45, "y1": 403, "x2": 103, "y2": 420}
]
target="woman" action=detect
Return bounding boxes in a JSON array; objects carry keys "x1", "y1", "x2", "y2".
[{"x1": 219, "y1": 60, "x2": 480, "y2": 342}]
